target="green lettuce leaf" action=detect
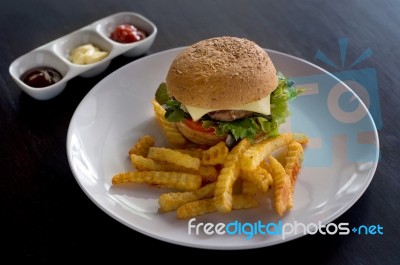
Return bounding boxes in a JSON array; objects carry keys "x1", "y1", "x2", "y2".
[
  {"x1": 155, "y1": 82, "x2": 170, "y2": 105},
  {"x1": 219, "y1": 118, "x2": 260, "y2": 140},
  {"x1": 164, "y1": 100, "x2": 186, "y2": 122}
]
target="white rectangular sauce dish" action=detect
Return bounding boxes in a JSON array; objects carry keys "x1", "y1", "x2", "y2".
[{"x1": 9, "y1": 12, "x2": 157, "y2": 100}]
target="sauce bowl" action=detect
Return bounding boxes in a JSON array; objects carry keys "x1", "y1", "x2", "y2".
[{"x1": 9, "y1": 12, "x2": 157, "y2": 100}]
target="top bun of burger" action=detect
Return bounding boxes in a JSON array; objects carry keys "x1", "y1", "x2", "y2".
[{"x1": 166, "y1": 36, "x2": 278, "y2": 109}]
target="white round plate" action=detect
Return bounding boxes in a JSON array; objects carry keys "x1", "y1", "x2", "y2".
[{"x1": 67, "y1": 47, "x2": 379, "y2": 249}]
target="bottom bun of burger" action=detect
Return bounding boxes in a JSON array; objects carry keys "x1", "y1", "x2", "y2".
[{"x1": 177, "y1": 122, "x2": 226, "y2": 146}]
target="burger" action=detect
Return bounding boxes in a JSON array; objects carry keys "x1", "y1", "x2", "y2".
[{"x1": 154, "y1": 36, "x2": 304, "y2": 146}]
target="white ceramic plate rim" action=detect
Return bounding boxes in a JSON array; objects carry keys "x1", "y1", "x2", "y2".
[{"x1": 67, "y1": 47, "x2": 379, "y2": 250}]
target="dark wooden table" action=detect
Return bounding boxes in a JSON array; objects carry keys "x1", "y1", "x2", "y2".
[{"x1": 1, "y1": 0, "x2": 399, "y2": 263}]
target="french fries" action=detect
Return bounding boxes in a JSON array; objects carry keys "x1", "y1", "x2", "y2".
[
  {"x1": 177, "y1": 195, "x2": 258, "y2": 219},
  {"x1": 241, "y1": 166, "x2": 273, "y2": 193},
  {"x1": 240, "y1": 133, "x2": 293, "y2": 171},
  {"x1": 293, "y1": 133, "x2": 309, "y2": 145},
  {"x1": 111, "y1": 108, "x2": 309, "y2": 220},
  {"x1": 173, "y1": 148, "x2": 204, "y2": 159},
  {"x1": 214, "y1": 139, "x2": 251, "y2": 213},
  {"x1": 128, "y1": 135, "x2": 155, "y2": 156},
  {"x1": 241, "y1": 180, "x2": 259, "y2": 196},
  {"x1": 147, "y1": 147, "x2": 201, "y2": 170},
  {"x1": 130, "y1": 154, "x2": 218, "y2": 183},
  {"x1": 112, "y1": 171, "x2": 202, "y2": 191},
  {"x1": 201, "y1": 142, "x2": 229, "y2": 165},
  {"x1": 284, "y1": 141, "x2": 304, "y2": 191},
  {"x1": 159, "y1": 182, "x2": 216, "y2": 212},
  {"x1": 268, "y1": 156, "x2": 293, "y2": 216}
]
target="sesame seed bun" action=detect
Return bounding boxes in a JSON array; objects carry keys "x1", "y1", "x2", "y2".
[{"x1": 166, "y1": 36, "x2": 278, "y2": 109}]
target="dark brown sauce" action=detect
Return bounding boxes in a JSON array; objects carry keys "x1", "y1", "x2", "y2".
[{"x1": 21, "y1": 67, "x2": 62, "y2": 88}]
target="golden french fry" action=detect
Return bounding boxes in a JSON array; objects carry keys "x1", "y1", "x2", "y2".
[
  {"x1": 214, "y1": 139, "x2": 251, "y2": 213},
  {"x1": 173, "y1": 148, "x2": 204, "y2": 159},
  {"x1": 201, "y1": 142, "x2": 229, "y2": 166},
  {"x1": 112, "y1": 171, "x2": 202, "y2": 191},
  {"x1": 240, "y1": 133, "x2": 293, "y2": 171},
  {"x1": 198, "y1": 166, "x2": 219, "y2": 184},
  {"x1": 259, "y1": 160, "x2": 272, "y2": 172},
  {"x1": 130, "y1": 154, "x2": 217, "y2": 183},
  {"x1": 152, "y1": 99, "x2": 188, "y2": 146},
  {"x1": 177, "y1": 198, "x2": 216, "y2": 219},
  {"x1": 128, "y1": 135, "x2": 155, "y2": 157},
  {"x1": 241, "y1": 179, "x2": 259, "y2": 196},
  {"x1": 268, "y1": 156, "x2": 293, "y2": 216},
  {"x1": 159, "y1": 182, "x2": 216, "y2": 212},
  {"x1": 231, "y1": 194, "x2": 259, "y2": 209},
  {"x1": 130, "y1": 154, "x2": 170, "y2": 171},
  {"x1": 293, "y1": 133, "x2": 309, "y2": 145},
  {"x1": 147, "y1": 147, "x2": 200, "y2": 170},
  {"x1": 177, "y1": 195, "x2": 258, "y2": 219},
  {"x1": 284, "y1": 141, "x2": 304, "y2": 191},
  {"x1": 241, "y1": 166, "x2": 273, "y2": 193}
]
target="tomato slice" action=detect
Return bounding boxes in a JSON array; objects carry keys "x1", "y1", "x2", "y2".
[{"x1": 183, "y1": 119, "x2": 215, "y2": 135}]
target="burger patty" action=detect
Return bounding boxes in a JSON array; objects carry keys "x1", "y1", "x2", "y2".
[{"x1": 207, "y1": 110, "x2": 254, "y2": 122}]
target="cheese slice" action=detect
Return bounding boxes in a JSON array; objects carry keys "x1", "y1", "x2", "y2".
[{"x1": 185, "y1": 95, "x2": 271, "y2": 121}]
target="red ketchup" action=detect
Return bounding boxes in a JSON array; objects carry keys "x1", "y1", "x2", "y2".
[
  {"x1": 21, "y1": 67, "x2": 62, "y2": 88},
  {"x1": 110, "y1": 24, "x2": 146, "y2": 43}
]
